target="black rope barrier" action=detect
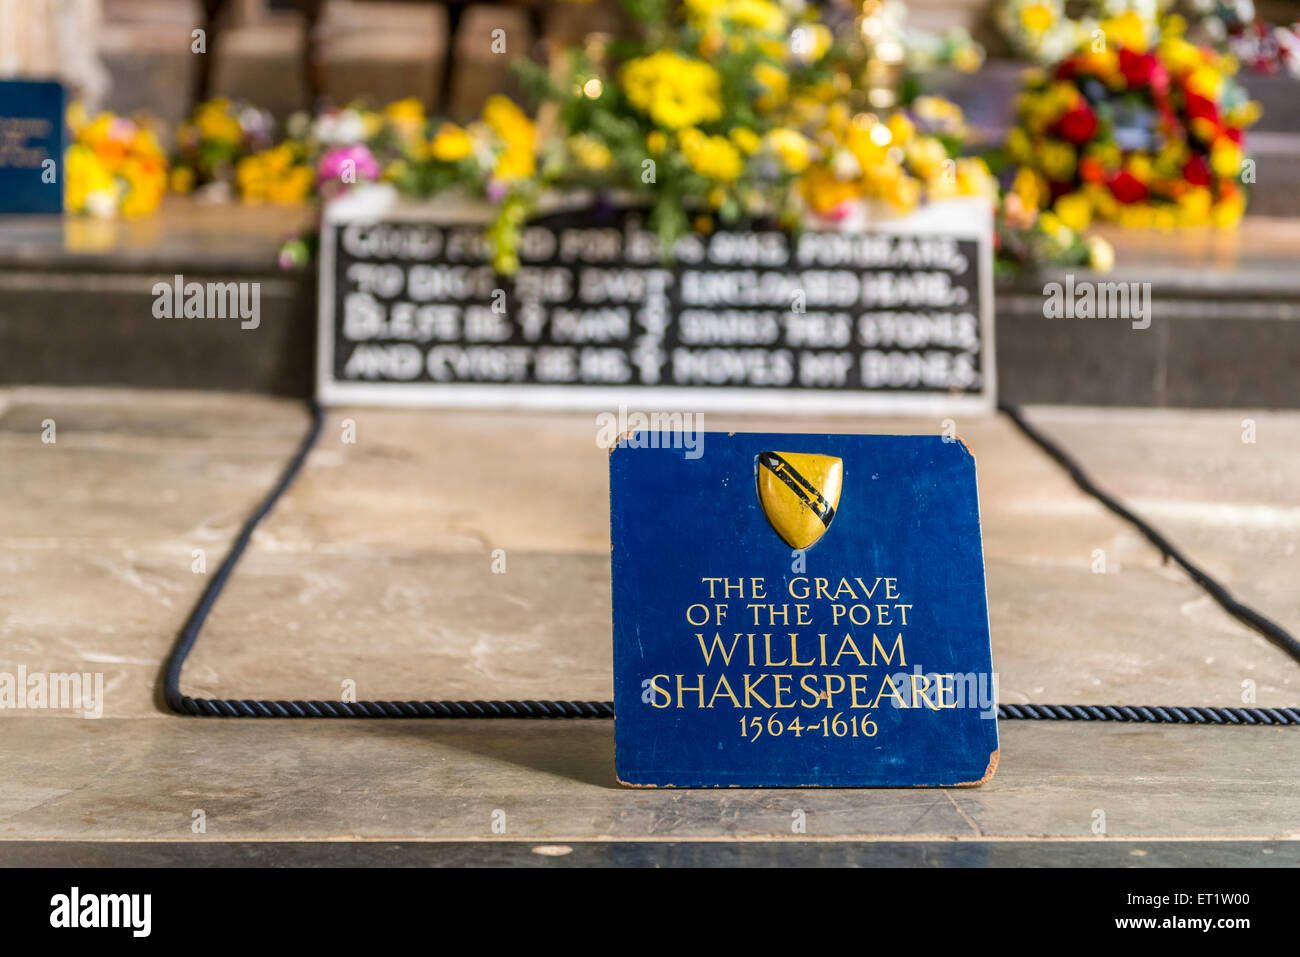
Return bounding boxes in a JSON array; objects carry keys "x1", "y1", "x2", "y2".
[{"x1": 160, "y1": 400, "x2": 1299, "y2": 722}]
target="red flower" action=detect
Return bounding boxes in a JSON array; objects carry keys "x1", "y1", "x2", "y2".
[
  {"x1": 1224, "y1": 127, "x2": 1244, "y2": 145},
  {"x1": 1184, "y1": 91, "x2": 1220, "y2": 126},
  {"x1": 1182, "y1": 154, "x2": 1211, "y2": 187},
  {"x1": 1055, "y1": 104, "x2": 1098, "y2": 145},
  {"x1": 1108, "y1": 170, "x2": 1148, "y2": 204},
  {"x1": 1079, "y1": 156, "x2": 1107, "y2": 184},
  {"x1": 1148, "y1": 62, "x2": 1170, "y2": 98},
  {"x1": 1119, "y1": 49, "x2": 1155, "y2": 88}
]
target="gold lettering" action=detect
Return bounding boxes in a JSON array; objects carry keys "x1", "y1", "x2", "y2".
[
  {"x1": 789, "y1": 633, "x2": 815, "y2": 666},
  {"x1": 772, "y1": 674, "x2": 794, "y2": 708},
  {"x1": 695, "y1": 632, "x2": 741, "y2": 666},
  {"x1": 743, "y1": 673, "x2": 771, "y2": 709},
  {"x1": 831, "y1": 633, "x2": 868, "y2": 667},
  {"x1": 707, "y1": 674, "x2": 741, "y2": 709},
  {"x1": 675, "y1": 674, "x2": 706, "y2": 709},
  {"x1": 648, "y1": 675, "x2": 671, "y2": 708},
  {"x1": 872, "y1": 674, "x2": 907, "y2": 709},
  {"x1": 870, "y1": 632, "x2": 906, "y2": 666},
  {"x1": 910, "y1": 673, "x2": 941, "y2": 709}
]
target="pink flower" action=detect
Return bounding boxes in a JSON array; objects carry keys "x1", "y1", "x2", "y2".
[
  {"x1": 316, "y1": 144, "x2": 380, "y2": 189},
  {"x1": 817, "y1": 199, "x2": 854, "y2": 222}
]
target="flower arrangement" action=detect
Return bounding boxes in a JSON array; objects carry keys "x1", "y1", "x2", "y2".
[
  {"x1": 169, "y1": 97, "x2": 275, "y2": 198},
  {"x1": 455, "y1": 0, "x2": 1000, "y2": 271},
  {"x1": 995, "y1": 166, "x2": 1115, "y2": 274},
  {"x1": 1004, "y1": 13, "x2": 1258, "y2": 232},
  {"x1": 999, "y1": 0, "x2": 1298, "y2": 73},
  {"x1": 997, "y1": 0, "x2": 1165, "y2": 64},
  {"x1": 65, "y1": 105, "x2": 168, "y2": 218}
]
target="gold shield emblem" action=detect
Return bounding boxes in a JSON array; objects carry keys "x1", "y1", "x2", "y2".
[{"x1": 756, "y1": 451, "x2": 843, "y2": 549}]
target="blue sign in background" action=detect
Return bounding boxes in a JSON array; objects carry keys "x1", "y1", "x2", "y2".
[
  {"x1": 610, "y1": 431, "x2": 998, "y2": 787},
  {"x1": 0, "y1": 80, "x2": 64, "y2": 214}
]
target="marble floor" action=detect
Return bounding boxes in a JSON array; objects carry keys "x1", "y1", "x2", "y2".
[{"x1": 1, "y1": 388, "x2": 1297, "y2": 862}]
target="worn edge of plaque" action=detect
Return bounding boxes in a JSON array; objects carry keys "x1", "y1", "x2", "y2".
[
  {"x1": 316, "y1": 192, "x2": 997, "y2": 416},
  {"x1": 608, "y1": 432, "x2": 999, "y2": 789}
]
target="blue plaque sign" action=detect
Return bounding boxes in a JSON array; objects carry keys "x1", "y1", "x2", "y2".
[
  {"x1": 610, "y1": 431, "x2": 999, "y2": 787},
  {"x1": 0, "y1": 80, "x2": 64, "y2": 214}
]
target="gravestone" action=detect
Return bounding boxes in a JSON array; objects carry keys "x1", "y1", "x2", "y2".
[
  {"x1": 0, "y1": 80, "x2": 64, "y2": 214},
  {"x1": 317, "y1": 195, "x2": 994, "y2": 413}
]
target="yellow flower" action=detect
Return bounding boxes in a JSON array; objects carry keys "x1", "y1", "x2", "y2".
[
  {"x1": 1177, "y1": 187, "x2": 1212, "y2": 225},
  {"x1": 679, "y1": 128, "x2": 743, "y2": 182},
  {"x1": 1125, "y1": 154, "x2": 1153, "y2": 182},
  {"x1": 1020, "y1": 2, "x2": 1055, "y2": 34},
  {"x1": 1190, "y1": 117, "x2": 1219, "y2": 143},
  {"x1": 1012, "y1": 167, "x2": 1046, "y2": 212},
  {"x1": 266, "y1": 166, "x2": 314, "y2": 205},
  {"x1": 729, "y1": 0, "x2": 787, "y2": 31},
  {"x1": 802, "y1": 164, "x2": 861, "y2": 214},
  {"x1": 493, "y1": 146, "x2": 535, "y2": 182},
  {"x1": 384, "y1": 97, "x2": 425, "y2": 125},
  {"x1": 1158, "y1": 36, "x2": 1202, "y2": 76},
  {"x1": 953, "y1": 45, "x2": 983, "y2": 73},
  {"x1": 65, "y1": 143, "x2": 115, "y2": 214},
  {"x1": 619, "y1": 51, "x2": 722, "y2": 129},
  {"x1": 482, "y1": 95, "x2": 536, "y2": 150},
  {"x1": 955, "y1": 157, "x2": 997, "y2": 200},
  {"x1": 730, "y1": 127, "x2": 761, "y2": 155},
  {"x1": 1225, "y1": 100, "x2": 1261, "y2": 128},
  {"x1": 569, "y1": 133, "x2": 612, "y2": 172},
  {"x1": 1040, "y1": 139, "x2": 1076, "y2": 181},
  {"x1": 647, "y1": 131, "x2": 667, "y2": 153},
  {"x1": 887, "y1": 113, "x2": 914, "y2": 147},
  {"x1": 906, "y1": 136, "x2": 948, "y2": 181},
  {"x1": 1212, "y1": 194, "x2": 1244, "y2": 228},
  {"x1": 1117, "y1": 203, "x2": 1156, "y2": 229},
  {"x1": 1038, "y1": 211, "x2": 1073, "y2": 245},
  {"x1": 1006, "y1": 127, "x2": 1034, "y2": 164},
  {"x1": 194, "y1": 99, "x2": 241, "y2": 143},
  {"x1": 1103, "y1": 11, "x2": 1150, "y2": 54},
  {"x1": 430, "y1": 123, "x2": 473, "y2": 162},
  {"x1": 1075, "y1": 49, "x2": 1119, "y2": 84},
  {"x1": 1209, "y1": 137, "x2": 1243, "y2": 179},
  {"x1": 766, "y1": 128, "x2": 814, "y2": 174},
  {"x1": 683, "y1": 0, "x2": 787, "y2": 34},
  {"x1": 169, "y1": 166, "x2": 195, "y2": 194},
  {"x1": 753, "y1": 61, "x2": 789, "y2": 113},
  {"x1": 1185, "y1": 64, "x2": 1223, "y2": 100},
  {"x1": 121, "y1": 182, "x2": 162, "y2": 218},
  {"x1": 1053, "y1": 192, "x2": 1092, "y2": 232},
  {"x1": 886, "y1": 176, "x2": 922, "y2": 212}
]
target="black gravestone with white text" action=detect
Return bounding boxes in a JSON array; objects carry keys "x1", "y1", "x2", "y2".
[{"x1": 317, "y1": 197, "x2": 994, "y2": 413}]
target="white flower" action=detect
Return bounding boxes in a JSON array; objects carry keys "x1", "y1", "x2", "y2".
[
  {"x1": 313, "y1": 109, "x2": 367, "y2": 145},
  {"x1": 830, "y1": 148, "x2": 862, "y2": 181},
  {"x1": 85, "y1": 189, "x2": 119, "y2": 219}
]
